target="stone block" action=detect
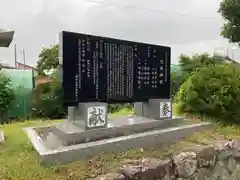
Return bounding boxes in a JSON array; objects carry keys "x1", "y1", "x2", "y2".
[
  {"x1": 72, "y1": 102, "x2": 108, "y2": 130},
  {"x1": 134, "y1": 99, "x2": 172, "y2": 120},
  {"x1": 52, "y1": 116, "x2": 185, "y2": 146}
]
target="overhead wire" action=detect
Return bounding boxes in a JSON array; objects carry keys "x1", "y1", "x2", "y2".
[{"x1": 82, "y1": 0, "x2": 223, "y2": 21}]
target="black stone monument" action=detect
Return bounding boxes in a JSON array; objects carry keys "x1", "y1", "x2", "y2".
[{"x1": 59, "y1": 31, "x2": 171, "y2": 130}]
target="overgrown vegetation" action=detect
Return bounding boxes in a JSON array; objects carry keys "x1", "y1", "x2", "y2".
[
  {"x1": 171, "y1": 53, "x2": 225, "y2": 98},
  {"x1": 32, "y1": 69, "x2": 66, "y2": 119},
  {"x1": 170, "y1": 51, "x2": 240, "y2": 125},
  {"x1": 176, "y1": 64, "x2": 240, "y2": 124},
  {"x1": 37, "y1": 44, "x2": 59, "y2": 75},
  {"x1": 219, "y1": 0, "x2": 240, "y2": 44},
  {"x1": 0, "y1": 72, "x2": 15, "y2": 124}
]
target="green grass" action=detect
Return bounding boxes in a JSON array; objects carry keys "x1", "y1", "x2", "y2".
[
  {"x1": 1, "y1": 109, "x2": 240, "y2": 180},
  {"x1": 109, "y1": 108, "x2": 133, "y2": 118}
]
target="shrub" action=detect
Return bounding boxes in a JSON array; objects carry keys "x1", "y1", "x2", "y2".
[
  {"x1": 176, "y1": 63, "x2": 240, "y2": 124},
  {"x1": 171, "y1": 72, "x2": 180, "y2": 98},
  {"x1": 172, "y1": 53, "x2": 225, "y2": 99},
  {"x1": 108, "y1": 103, "x2": 132, "y2": 113},
  {"x1": 0, "y1": 72, "x2": 15, "y2": 124},
  {"x1": 32, "y1": 69, "x2": 132, "y2": 118},
  {"x1": 32, "y1": 70, "x2": 66, "y2": 119}
]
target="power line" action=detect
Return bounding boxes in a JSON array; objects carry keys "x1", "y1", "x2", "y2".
[{"x1": 83, "y1": 0, "x2": 223, "y2": 21}]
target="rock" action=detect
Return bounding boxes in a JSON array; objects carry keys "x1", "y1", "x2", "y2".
[
  {"x1": 154, "y1": 159, "x2": 176, "y2": 180},
  {"x1": 228, "y1": 156, "x2": 237, "y2": 173},
  {"x1": 231, "y1": 167, "x2": 240, "y2": 180},
  {"x1": 91, "y1": 173, "x2": 125, "y2": 180},
  {"x1": 191, "y1": 168, "x2": 211, "y2": 180},
  {"x1": 232, "y1": 150, "x2": 240, "y2": 162},
  {"x1": 216, "y1": 150, "x2": 232, "y2": 162},
  {"x1": 92, "y1": 140, "x2": 240, "y2": 180},
  {"x1": 174, "y1": 152, "x2": 197, "y2": 178},
  {"x1": 119, "y1": 159, "x2": 176, "y2": 180},
  {"x1": 210, "y1": 163, "x2": 231, "y2": 180},
  {"x1": 118, "y1": 166, "x2": 139, "y2": 178},
  {"x1": 196, "y1": 146, "x2": 216, "y2": 168}
]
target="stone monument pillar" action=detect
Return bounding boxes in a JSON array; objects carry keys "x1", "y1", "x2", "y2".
[
  {"x1": 133, "y1": 102, "x2": 149, "y2": 117},
  {"x1": 70, "y1": 102, "x2": 108, "y2": 130},
  {"x1": 134, "y1": 99, "x2": 172, "y2": 120},
  {"x1": 67, "y1": 107, "x2": 75, "y2": 122}
]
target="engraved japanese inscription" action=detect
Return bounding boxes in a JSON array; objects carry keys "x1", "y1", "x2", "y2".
[
  {"x1": 60, "y1": 31, "x2": 171, "y2": 105},
  {"x1": 160, "y1": 101, "x2": 172, "y2": 118},
  {"x1": 87, "y1": 106, "x2": 106, "y2": 128}
]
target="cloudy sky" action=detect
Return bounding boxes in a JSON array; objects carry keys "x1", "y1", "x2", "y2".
[{"x1": 0, "y1": 0, "x2": 239, "y2": 67}]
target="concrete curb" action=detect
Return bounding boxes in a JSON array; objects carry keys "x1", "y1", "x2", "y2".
[{"x1": 24, "y1": 122, "x2": 213, "y2": 166}]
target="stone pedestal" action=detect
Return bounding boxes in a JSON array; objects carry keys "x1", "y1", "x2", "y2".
[
  {"x1": 70, "y1": 102, "x2": 108, "y2": 130},
  {"x1": 133, "y1": 102, "x2": 149, "y2": 117},
  {"x1": 134, "y1": 99, "x2": 172, "y2": 120},
  {"x1": 67, "y1": 107, "x2": 75, "y2": 123}
]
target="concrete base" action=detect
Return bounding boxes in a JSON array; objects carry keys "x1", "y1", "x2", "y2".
[
  {"x1": 74, "y1": 102, "x2": 108, "y2": 130},
  {"x1": 0, "y1": 131, "x2": 4, "y2": 143},
  {"x1": 134, "y1": 99, "x2": 172, "y2": 119},
  {"x1": 51, "y1": 116, "x2": 185, "y2": 146},
  {"x1": 24, "y1": 120, "x2": 213, "y2": 166}
]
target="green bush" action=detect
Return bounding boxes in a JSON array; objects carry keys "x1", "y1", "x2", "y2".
[
  {"x1": 172, "y1": 53, "x2": 225, "y2": 99},
  {"x1": 176, "y1": 64, "x2": 240, "y2": 124},
  {"x1": 32, "y1": 69, "x2": 132, "y2": 119},
  {"x1": 0, "y1": 71, "x2": 15, "y2": 124},
  {"x1": 32, "y1": 70, "x2": 66, "y2": 119},
  {"x1": 108, "y1": 103, "x2": 132, "y2": 113},
  {"x1": 171, "y1": 72, "x2": 180, "y2": 98}
]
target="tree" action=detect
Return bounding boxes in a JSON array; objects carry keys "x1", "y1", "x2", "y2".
[
  {"x1": 0, "y1": 72, "x2": 15, "y2": 124},
  {"x1": 176, "y1": 63, "x2": 240, "y2": 124},
  {"x1": 219, "y1": 0, "x2": 240, "y2": 44},
  {"x1": 179, "y1": 53, "x2": 224, "y2": 77},
  {"x1": 32, "y1": 69, "x2": 66, "y2": 119},
  {"x1": 171, "y1": 53, "x2": 224, "y2": 98},
  {"x1": 37, "y1": 44, "x2": 59, "y2": 75}
]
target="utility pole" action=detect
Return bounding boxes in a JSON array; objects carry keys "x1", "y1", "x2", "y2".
[
  {"x1": 22, "y1": 48, "x2": 26, "y2": 69},
  {"x1": 14, "y1": 44, "x2": 17, "y2": 68}
]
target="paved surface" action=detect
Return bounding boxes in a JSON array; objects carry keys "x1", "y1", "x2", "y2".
[{"x1": 108, "y1": 115, "x2": 157, "y2": 127}]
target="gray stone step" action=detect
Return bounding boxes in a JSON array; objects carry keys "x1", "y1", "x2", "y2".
[
  {"x1": 51, "y1": 116, "x2": 186, "y2": 146},
  {"x1": 24, "y1": 122, "x2": 213, "y2": 166}
]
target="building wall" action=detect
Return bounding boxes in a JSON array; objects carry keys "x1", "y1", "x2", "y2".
[{"x1": 16, "y1": 62, "x2": 35, "y2": 70}]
